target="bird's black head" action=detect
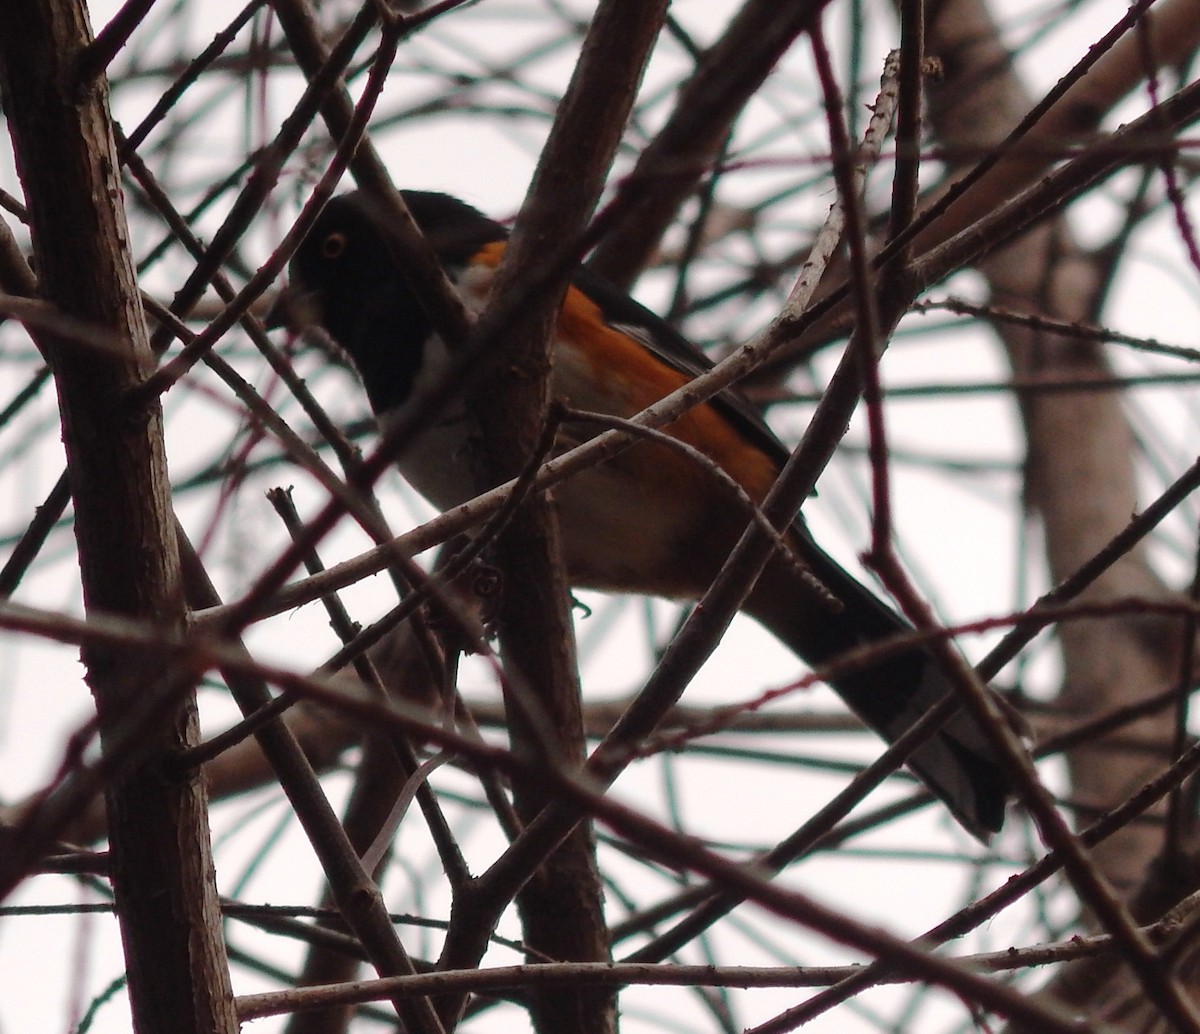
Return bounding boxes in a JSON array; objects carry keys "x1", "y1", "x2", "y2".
[{"x1": 273, "y1": 190, "x2": 506, "y2": 412}]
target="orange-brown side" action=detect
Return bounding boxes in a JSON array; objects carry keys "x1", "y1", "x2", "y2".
[{"x1": 470, "y1": 241, "x2": 782, "y2": 506}]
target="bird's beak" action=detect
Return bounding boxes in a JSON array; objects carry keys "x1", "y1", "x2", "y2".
[{"x1": 264, "y1": 281, "x2": 321, "y2": 333}]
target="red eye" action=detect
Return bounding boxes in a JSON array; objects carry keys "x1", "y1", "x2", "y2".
[{"x1": 320, "y1": 231, "x2": 347, "y2": 259}]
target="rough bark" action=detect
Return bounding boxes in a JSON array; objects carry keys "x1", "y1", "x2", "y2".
[{"x1": 0, "y1": 2, "x2": 235, "y2": 1031}]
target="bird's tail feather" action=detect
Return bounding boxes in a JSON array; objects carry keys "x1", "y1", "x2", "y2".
[{"x1": 746, "y1": 540, "x2": 1019, "y2": 840}]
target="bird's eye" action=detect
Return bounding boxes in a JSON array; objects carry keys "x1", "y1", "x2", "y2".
[{"x1": 320, "y1": 231, "x2": 347, "y2": 259}]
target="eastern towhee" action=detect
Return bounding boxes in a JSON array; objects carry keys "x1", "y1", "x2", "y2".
[{"x1": 270, "y1": 189, "x2": 1021, "y2": 840}]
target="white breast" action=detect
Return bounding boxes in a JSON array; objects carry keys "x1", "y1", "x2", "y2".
[
  {"x1": 376, "y1": 262, "x2": 493, "y2": 510},
  {"x1": 377, "y1": 332, "x2": 478, "y2": 512}
]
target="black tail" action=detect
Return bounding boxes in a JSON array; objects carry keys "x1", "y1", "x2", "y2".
[{"x1": 746, "y1": 539, "x2": 1018, "y2": 840}]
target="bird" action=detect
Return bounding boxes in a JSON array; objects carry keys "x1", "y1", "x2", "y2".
[{"x1": 269, "y1": 188, "x2": 1021, "y2": 840}]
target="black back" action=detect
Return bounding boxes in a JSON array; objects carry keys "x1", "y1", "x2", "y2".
[{"x1": 289, "y1": 190, "x2": 790, "y2": 467}]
